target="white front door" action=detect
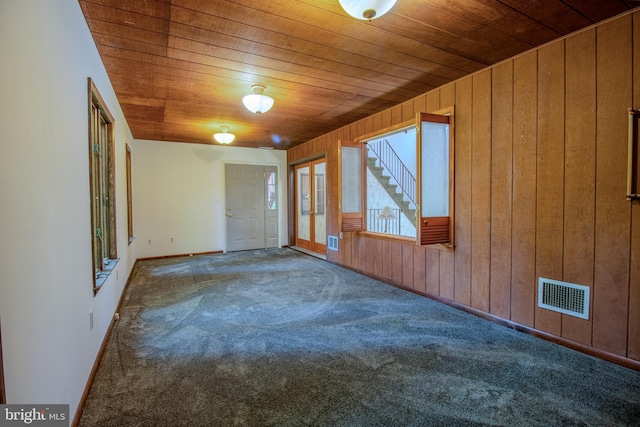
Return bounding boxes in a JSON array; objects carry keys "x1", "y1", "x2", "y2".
[{"x1": 225, "y1": 164, "x2": 278, "y2": 251}]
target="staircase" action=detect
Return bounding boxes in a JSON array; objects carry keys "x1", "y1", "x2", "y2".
[{"x1": 367, "y1": 156, "x2": 417, "y2": 227}]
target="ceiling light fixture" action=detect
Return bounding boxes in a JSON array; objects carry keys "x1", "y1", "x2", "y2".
[
  {"x1": 242, "y1": 85, "x2": 274, "y2": 115},
  {"x1": 338, "y1": 0, "x2": 397, "y2": 21},
  {"x1": 213, "y1": 126, "x2": 235, "y2": 145}
]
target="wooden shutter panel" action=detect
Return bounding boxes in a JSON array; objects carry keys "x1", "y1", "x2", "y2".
[
  {"x1": 420, "y1": 216, "x2": 450, "y2": 245},
  {"x1": 342, "y1": 212, "x2": 364, "y2": 232},
  {"x1": 340, "y1": 141, "x2": 365, "y2": 232}
]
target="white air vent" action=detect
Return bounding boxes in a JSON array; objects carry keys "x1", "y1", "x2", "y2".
[
  {"x1": 538, "y1": 278, "x2": 590, "y2": 319},
  {"x1": 328, "y1": 235, "x2": 339, "y2": 251}
]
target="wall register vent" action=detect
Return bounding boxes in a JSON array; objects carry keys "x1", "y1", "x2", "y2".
[
  {"x1": 537, "y1": 278, "x2": 590, "y2": 319},
  {"x1": 328, "y1": 235, "x2": 339, "y2": 251}
]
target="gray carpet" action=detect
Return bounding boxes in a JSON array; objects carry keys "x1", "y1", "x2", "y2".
[{"x1": 79, "y1": 248, "x2": 640, "y2": 426}]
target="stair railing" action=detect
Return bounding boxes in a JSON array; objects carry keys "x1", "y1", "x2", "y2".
[
  {"x1": 367, "y1": 207, "x2": 401, "y2": 235},
  {"x1": 366, "y1": 139, "x2": 416, "y2": 205}
]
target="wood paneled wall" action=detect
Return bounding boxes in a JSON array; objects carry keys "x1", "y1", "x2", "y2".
[{"x1": 287, "y1": 11, "x2": 640, "y2": 364}]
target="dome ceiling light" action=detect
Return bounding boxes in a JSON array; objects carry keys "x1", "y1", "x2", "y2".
[
  {"x1": 213, "y1": 126, "x2": 235, "y2": 145},
  {"x1": 242, "y1": 85, "x2": 274, "y2": 115},
  {"x1": 338, "y1": 0, "x2": 397, "y2": 21}
]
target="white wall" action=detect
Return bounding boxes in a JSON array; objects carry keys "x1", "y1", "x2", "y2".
[
  {"x1": 0, "y1": 1, "x2": 289, "y2": 420},
  {"x1": 0, "y1": 0, "x2": 136, "y2": 421},
  {"x1": 132, "y1": 140, "x2": 288, "y2": 258}
]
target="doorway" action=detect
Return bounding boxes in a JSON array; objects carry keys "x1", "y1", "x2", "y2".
[
  {"x1": 294, "y1": 158, "x2": 326, "y2": 254},
  {"x1": 225, "y1": 164, "x2": 278, "y2": 251}
]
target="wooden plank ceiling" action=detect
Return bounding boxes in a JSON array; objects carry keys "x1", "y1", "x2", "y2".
[{"x1": 79, "y1": 0, "x2": 638, "y2": 149}]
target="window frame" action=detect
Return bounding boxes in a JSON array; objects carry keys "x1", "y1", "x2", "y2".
[
  {"x1": 126, "y1": 144, "x2": 134, "y2": 244},
  {"x1": 362, "y1": 122, "x2": 417, "y2": 239},
  {"x1": 340, "y1": 107, "x2": 455, "y2": 247},
  {"x1": 88, "y1": 78, "x2": 118, "y2": 292},
  {"x1": 628, "y1": 108, "x2": 640, "y2": 200}
]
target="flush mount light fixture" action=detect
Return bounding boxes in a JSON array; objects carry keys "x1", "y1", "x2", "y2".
[
  {"x1": 338, "y1": 0, "x2": 397, "y2": 21},
  {"x1": 213, "y1": 126, "x2": 235, "y2": 145},
  {"x1": 242, "y1": 85, "x2": 274, "y2": 115}
]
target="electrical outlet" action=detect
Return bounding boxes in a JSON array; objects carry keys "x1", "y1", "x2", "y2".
[
  {"x1": 147, "y1": 239, "x2": 152, "y2": 245},
  {"x1": 89, "y1": 309, "x2": 94, "y2": 331},
  {"x1": 170, "y1": 237, "x2": 174, "y2": 243}
]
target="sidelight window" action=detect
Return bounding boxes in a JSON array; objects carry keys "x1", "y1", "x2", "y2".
[{"x1": 266, "y1": 171, "x2": 277, "y2": 210}]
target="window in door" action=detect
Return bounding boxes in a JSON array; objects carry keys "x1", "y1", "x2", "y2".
[
  {"x1": 300, "y1": 172, "x2": 310, "y2": 216},
  {"x1": 315, "y1": 172, "x2": 325, "y2": 215}
]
